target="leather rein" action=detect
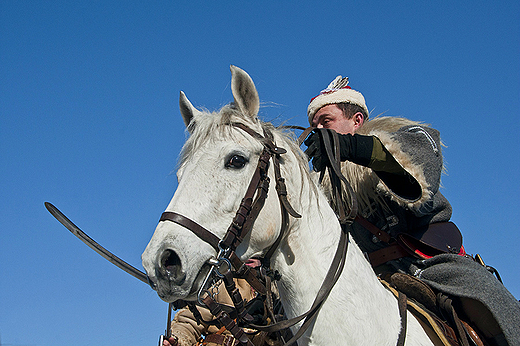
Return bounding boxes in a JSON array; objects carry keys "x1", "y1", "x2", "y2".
[{"x1": 158, "y1": 124, "x2": 406, "y2": 346}]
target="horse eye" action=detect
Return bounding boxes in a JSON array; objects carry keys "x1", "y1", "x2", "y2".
[{"x1": 226, "y1": 155, "x2": 248, "y2": 169}]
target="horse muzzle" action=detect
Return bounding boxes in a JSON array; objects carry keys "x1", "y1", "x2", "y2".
[{"x1": 144, "y1": 245, "x2": 215, "y2": 302}]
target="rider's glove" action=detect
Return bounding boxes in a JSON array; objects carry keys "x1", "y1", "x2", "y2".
[{"x1": 304, "y1": 131, "x2": 373, "y2": 172}]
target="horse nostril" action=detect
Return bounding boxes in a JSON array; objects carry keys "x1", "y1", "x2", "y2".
[
  {"x1": 158, "y1": 249, "x2": 186, "y2": 284},
  {"x1": 161, "y1": 249, "x2": 179, "y2": 271}
]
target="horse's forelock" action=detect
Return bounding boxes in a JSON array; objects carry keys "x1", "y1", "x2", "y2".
[
  {"x1": 179, "y1": 105, "x2": 259, "y2": 166},
  {"x1": 177, "y1": 101, "x2": 321, "y2": 219},
  {"x1": 178, "y1": 103, "x2": 312, "y2": 183}
]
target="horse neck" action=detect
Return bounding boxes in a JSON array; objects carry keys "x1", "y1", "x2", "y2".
[{"x1": 270, "y1": 172, "x2": 402, "y2": 344}]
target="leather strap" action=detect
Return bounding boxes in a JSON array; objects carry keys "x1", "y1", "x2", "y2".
[
  {"x1": 229, "y1": 252, "x2": 267, "y2": 295},
  {"x1": 380, "y1": 279, "x2": 455, "y2": 346},
  {"x1": 369, "y1": 242, "x2": 411, "y2": 268},
  {"x1": 355, "y1": 215, "x2": 412, "y2": 267},
  {"x1": 160, "y1": 212, "x2": 220, "y2": 251},
  {"x1": 437, "y1": 294, "x2": 470, "y2": 346},
  {"x1": 221, "y1": 147, "x2": 271, "y2": 251},
  {"x1": 320, "y1": 128, "x2": 358, "y2": 223},
  {"x1": 205, "y1": 334, "x2": 239, "y2": 346},
  {"x1": 250, "y1": 229, "x2": 350, "y2": 345},
  {"x1": 245, "y1": 128, "x2": 355, "y2": 345},
  {"x1": 396, "y1": 292, "x2": 408, "y2": 346},
  {"x1": 355, "y1": 215, "x2": 392, "y2": 243},
  {"x1": 202, "y1": 296, "x2": 253, "y2": 346},
  {"x1": 222, "y1": 271, "x2": 254, "y2": 324}
]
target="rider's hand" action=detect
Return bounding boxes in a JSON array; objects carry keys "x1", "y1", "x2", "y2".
[
  {"x1": 304, "y1": 131, "x2": 329, "y2": 172},
  {"x1": 305, "y1": 130, "x2": 371, "y2": 171}
]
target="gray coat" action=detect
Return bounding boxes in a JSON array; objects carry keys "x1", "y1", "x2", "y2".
[{"x1": 320, "y1": 116, "x2": 520, "y2": 345}]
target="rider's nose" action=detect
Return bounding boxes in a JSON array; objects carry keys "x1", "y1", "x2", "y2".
[{"x1": 156, "y1": 249, "x2": 186, "y2": 285}]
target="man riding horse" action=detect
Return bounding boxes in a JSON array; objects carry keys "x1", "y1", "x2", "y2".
[{"x1": 155, "y1": 70, "x2": 519, "y2": 346}]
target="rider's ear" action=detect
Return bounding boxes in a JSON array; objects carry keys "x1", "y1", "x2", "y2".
[
  {"x1": 352, "y1": 112, "x2": 364, "y2": 131},
  {"x1": 230, "y1": 65, "x2": 260, "y2": 121},
  {"x1": 179, "y1": 91, "x2": 201, "y2": 132}
]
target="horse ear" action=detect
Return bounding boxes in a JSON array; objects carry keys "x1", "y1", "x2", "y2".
[
  {"x1": 230, "y1": 65, "x2": 260, "y2": 120},
  {"x1": 179, "y1": 91, "x2": 199, "y2": 130}
]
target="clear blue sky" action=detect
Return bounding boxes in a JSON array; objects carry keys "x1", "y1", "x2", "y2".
[{"x1": 1, "y1": 1, "x2": 519, "y2": 345}]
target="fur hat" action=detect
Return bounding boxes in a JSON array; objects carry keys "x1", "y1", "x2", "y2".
[{"x1": 307, "y1": 76, "x2": 369, "y2": 125}]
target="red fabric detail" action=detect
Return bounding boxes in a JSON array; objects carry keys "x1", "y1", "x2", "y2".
[
  {"x1": 414, "y1": 248, "x2": 433, "y2": 259},
  {"x1": 414, "y1": 244, "x2": 466, "y2": 259}
]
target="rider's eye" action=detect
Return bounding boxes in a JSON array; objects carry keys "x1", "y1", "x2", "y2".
[{"x1": 225, "y1": 155, "x2": 248, "y2": 169}]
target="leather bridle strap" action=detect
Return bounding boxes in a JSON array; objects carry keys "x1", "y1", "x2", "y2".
[
  {"x1": 250, "y1": 223, "x2": 350, "y2": 345},
  {"x1": 159, "y1": 136, "x2": 272, "y2": 254},
  {"x1": 320, "y1": 128, "x2": 358, "y2": 223},
  {"x1": 158, "y1": 123, "x2": 289, "y2": 297},
  {"x1": 228, "y1": 251, "x2": 267, "y2": 295},
  {"x1": 202, "y1": 296, "x2": 253, "y2": 346},
  {"x1": 396, "y1": 291, "x2": 408, "y2": 346},
  {"x1": 298, "y1": 126, "x2": 359, "y2": 222},
  {"x1": 221, "y1": 146, "x2": 271, "y2": 251},
  {"x1": 157, "y1": 212, "x2": 267, "y2": 295},
  {"x1": 159, "y1": 212, "x2": 220, "y2": 251},
  {"x1": 301, "y1": 127, "x2": 407, "y2": 346}
]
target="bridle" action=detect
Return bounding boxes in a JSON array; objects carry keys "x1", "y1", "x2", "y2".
[
  {"x1": 157, "y1": 123, "x2": 406, "y2": 346},
  {"x1": 159, "y1": 122, "x2": 302, "y2": 344},
  {"x1": 159, "y1": 122, "x2": 301, "y2": 285},
  {"x1": 157, "y1": 123, "x2": 358, "y2": 345}
]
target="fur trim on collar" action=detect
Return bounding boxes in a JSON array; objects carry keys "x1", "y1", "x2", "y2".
[{"x1": 320, "y1": 116, "x2": 440, "y2": 216}]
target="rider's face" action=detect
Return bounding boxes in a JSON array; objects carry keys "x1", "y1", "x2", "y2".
[{"x1": 312, "y1": 104, "x2": 363, "y2": 135}]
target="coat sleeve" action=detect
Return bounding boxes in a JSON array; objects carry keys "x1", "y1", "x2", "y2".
[
  {"x1": 170, "y1": 307, "x2": 218, "y2": 346},
  {"x1": 370, "y1": 124, "x2": 444, "y2": 213}
]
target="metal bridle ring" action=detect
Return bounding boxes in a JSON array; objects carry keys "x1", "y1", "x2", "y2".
[{"x1": 214, "y1": 258, "x2": 232, "y2": 278}]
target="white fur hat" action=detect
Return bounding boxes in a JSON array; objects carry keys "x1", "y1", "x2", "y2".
[{"x1": 307, "y1": 76, "x2": 368, "y2": 125}]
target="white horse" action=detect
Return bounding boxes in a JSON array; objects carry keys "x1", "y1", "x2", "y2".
[{"x1": 142, "y1": 66, "x2": 434, "y2": 346}]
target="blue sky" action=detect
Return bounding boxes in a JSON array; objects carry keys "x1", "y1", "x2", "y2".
[{"x1": 1, "y1": 1, "x2": 519, "y2": 345}]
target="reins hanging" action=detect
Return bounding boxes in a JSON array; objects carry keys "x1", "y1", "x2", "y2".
[{"x1": 158, "y1": 122, "x2": 301, "y2": 344}]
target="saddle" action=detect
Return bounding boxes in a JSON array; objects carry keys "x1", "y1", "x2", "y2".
[
  {"x1": 356, "y1": 216, "x2": 504, "y2": 345},
  {"x1": 359, "y1": 217, "x2": 466, "y2": 267},
  {"x1": 381, "y1": 273, "x2": 487, "y2": 346}
]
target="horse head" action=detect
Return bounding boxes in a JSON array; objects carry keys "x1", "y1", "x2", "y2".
[{"x1": 142, "y1": 66, "x2": 306, "y2": 302}]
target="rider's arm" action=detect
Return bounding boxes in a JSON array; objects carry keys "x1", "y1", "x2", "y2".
[{"x1": 337, "y1": 134, "x2": 423, "y2": 201}]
